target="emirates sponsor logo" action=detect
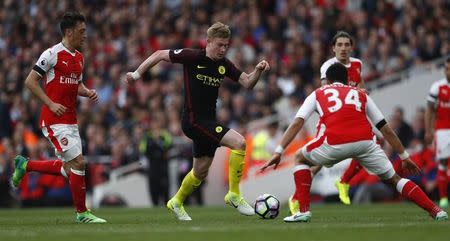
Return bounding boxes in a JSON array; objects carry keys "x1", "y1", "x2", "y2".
[
  {"x1": 439, "y1": 101, "x2": 450, "y2": 108},
  {"x1": 60, "y1": 73, "x2": 79, "y2": 84}
]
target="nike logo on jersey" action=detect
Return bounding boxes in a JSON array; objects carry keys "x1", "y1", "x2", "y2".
[{"x1": 197, "y1": 65, "x2": 206, "y2": 69}]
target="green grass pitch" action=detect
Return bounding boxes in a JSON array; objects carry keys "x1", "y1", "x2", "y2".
[{"x1": 0, "y1": 203, "x2": 447, "y2": 241}]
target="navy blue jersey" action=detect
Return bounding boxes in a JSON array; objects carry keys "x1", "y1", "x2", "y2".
[{"x1": 169, "y1": 48, "x2": 242, "y2": 120}]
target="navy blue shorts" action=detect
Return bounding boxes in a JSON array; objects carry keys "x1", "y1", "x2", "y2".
[{"x1": 181, "y1": 118, "x2": 229, "y2": 157}]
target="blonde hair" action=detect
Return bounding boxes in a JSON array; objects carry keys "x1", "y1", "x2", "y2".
[{"x1": 207, "y1": 22, "x2": 231, "y2": 39}]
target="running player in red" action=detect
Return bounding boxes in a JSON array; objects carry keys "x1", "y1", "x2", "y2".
[
  {"x1": 262, "y1": 63, "x2": 447, "y2": 222},
  {"x1": 288, "y1": 31, "x2": 365, "y2": 213},
  {"x1": 10, "y1": 12, "x2": 106, "y2": 223},
  {"x1": 125, "y1": 22, "x2": 270, "y2": 221},
  {"x1": 425, "y1": 57, "x2": 450, "y2": 208}
]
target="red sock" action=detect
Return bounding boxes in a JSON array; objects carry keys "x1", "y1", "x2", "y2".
[
  {"x1": 340, "y1": 159, "x2": 361, "y2": 183},
  {"x1": 348, "y1": 169, "x2": 369, "y2": 186},
  {"x1": 437, "y1": 168, "x2": 448, "y2": 199},
  {"x1": 397, "y1": 178, "x2": 441, "y2": 217},
  {"x1": 293, "y1": 165, "x2": 312, "y2": 213},
  {"x1": 26, "y1": 160, "x2": 63, "y2": 176},
  {"x1": 69, "y1": 168, "x2": 87, "y2": 213}
]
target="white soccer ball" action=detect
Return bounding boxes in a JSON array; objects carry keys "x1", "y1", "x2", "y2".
[{"x1": 254, "y1": 194, "x2": 280, "y2": 219}]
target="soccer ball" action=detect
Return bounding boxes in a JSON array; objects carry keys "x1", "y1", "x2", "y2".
[{"x1": 254, "y1": 194, "x2": 280, "y2": 219}]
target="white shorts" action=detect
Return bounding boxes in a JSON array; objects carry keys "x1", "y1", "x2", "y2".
[
  {"x1": 436, "y1": 129, "x2": 450, "y2": 160},
  {"x1": 42, "y1": 124, "x2": 82, "y2": 162},
  {"x1": 302, "y1": 138, "x2": 394, "y2": 179}
]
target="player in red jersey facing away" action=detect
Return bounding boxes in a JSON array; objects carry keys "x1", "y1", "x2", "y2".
[
  {"x1": 11, "y1": 12, "x2": 106, "y2": 223},
  {"x1": 262, "y1": 63, "x2": 448, "y2": 222},
  {"x1": 425, "y1": 57, "x2": 450, "y2": 208},
  {"x1": 125, "y1": 22, "x2": 270, "y2": 221}
]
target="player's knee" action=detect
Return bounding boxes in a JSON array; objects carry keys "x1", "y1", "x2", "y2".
[
  {"x1": 294, "y1": 151, "x2": 305, "y2": 163},
  {"x1": 62, "y1": 164, "x2": 71, "y2": 177},
  {"x1": 234, "y1": 138, "x2": 246, "y2": 151},
  {"x1": 381, "y1": 172, "x2": 400, "y2": 186},
  {"x1": 69, "y1": 156, "x2": 86, "y2": 170}
]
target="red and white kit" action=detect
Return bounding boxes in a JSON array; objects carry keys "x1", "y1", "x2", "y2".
[
  {"x1": 320, "y1": 57, "x2": 363, "y2": 87},
  {"x1": 295, "y1": 83, "x2": 393, "y2": 177},
  {"x1": 427, "y1": 78, "x2": 450, "y2": 160},
  {"x1": 33, "y1": 42, "x2": 84, "y2": 162}
]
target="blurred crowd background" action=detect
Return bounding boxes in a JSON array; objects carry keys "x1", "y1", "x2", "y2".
[{"x1": 0, "y1": 0, "x2": 449, "y2": 207}]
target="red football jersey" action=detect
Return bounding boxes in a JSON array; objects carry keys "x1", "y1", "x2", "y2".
[
  {"x1": 320, "y1": 57, "x2": 363, "y2": 87},
  {"x1": 33, "y1": 43, "x2": 84, "y2": 126},
  {"x1": 314, "y1": 84, "x2": 373, "y2": 144},
  {"x1": 427, "y1": 79, "x2": 450, "y2": 129}
]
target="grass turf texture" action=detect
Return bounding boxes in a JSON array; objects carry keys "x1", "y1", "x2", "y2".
[{"x1": 0, "y1": 203, "x2": 447, "y2": 241}]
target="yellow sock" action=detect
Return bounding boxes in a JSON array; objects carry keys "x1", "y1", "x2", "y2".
[
  {"x1": 228, "y1": 149, "x2": 245, "y2": 195},
  {"x1": 173, "y1": 169, "x2": 202, "y2": 204}
]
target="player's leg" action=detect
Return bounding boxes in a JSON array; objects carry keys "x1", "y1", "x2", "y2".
[
  {"x1": 288, "y1": 165, "x2": 322, "y2": 214},
  {"x1": 284, "y1": 150, "x2": 314, "y2": 222},
  {"x1": 335, "y1": 159, "x2": 361, "y2": 205},
  {"x1": 62, "y1": 154, "x2": 104, "y2": 223},
  {"x1": 358, "y1": 141, "x2": 446, "y2": 220},
  {"x1": 57, "y1": 125, "x2": 106, "y2": 223},
  {"x1": 288, "y1": 151, "x2": 313, "y2": 215},
  {"x1": 435, "y1": 129, "x2": 450, "y2": 208},
  {"x1": 11, "y1": 126, "x2": 68, "y2": 187},
  {"x1": 285, "y1": 135, "x2": 342, "y2": 222},
  {"x1": 383, "y1": 173, "x2": 447, "y2": 220},
  {"x1": 11, "y1": 157, "x2": 66, "y2": 183},
  {"x1": 437, "y1": 159, "x2": 448, "y2": 208},
  {"x1": 220, "y1": 129, "x2": 254, "y2": 215},
  {"x1": 168, "y1": 119, "x2": 221, "y2": 220},
  {"x1": 167, "y1": 155, "x2": 212, "y2": 221}
]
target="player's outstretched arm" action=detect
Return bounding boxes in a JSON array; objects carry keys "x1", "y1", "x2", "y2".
[
  {"x1": 261, "y1": 117, "x2": 304, "y2": 171},
  {"x1": 366, "y1": 95, "x2": 419, "y2": 174},
  {"x1": 261, "y1": 91, "x2": 317, "y2": 171},
  {"x1": 238, "y1": 60, "x2": 270, "y2": 89},
  {"x1": 25, "y1": 70, "x2": 67, "y2": 116},
  {"x1": 125, "y1": 50, "x2": 171, "y2": 83},
  {"x1": 379, "y1": 124, "x2": 420, "y2": 175}
]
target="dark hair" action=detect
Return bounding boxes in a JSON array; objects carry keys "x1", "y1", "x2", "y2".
[
  {"x1": 332, "y1": 31, "x2": 353, "y2": 46},
  {"x1": 326, "y1": 63, "x2": 348, "y2": 84},
  {"x1": 446, "y1": 56, "x2": 450, "y2": 63},
  {"x1": 60, "y1": 11, "x2": 85, "y2": 36}
]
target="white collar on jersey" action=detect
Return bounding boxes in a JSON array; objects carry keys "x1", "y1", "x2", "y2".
[
  {"x1": 330, "y1": 82, "x2": 346, "y2": 86},
  {"x1": 332, "y1": 57, "x2": 352, "y2": 68},
  {"x1": 60, "y1": 42, "x2": 77, "y2": 56}
]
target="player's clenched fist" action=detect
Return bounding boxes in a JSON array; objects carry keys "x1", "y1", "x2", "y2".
[
  {"x1": 88, "y1": 89, "x2": 98, "y2": 102},
  {"x1": 256, "y1": 60, "x2": 270, "y2": 72},
  {"x1": 125, "y1": 71, "x2": 141, "y2": 84}
]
